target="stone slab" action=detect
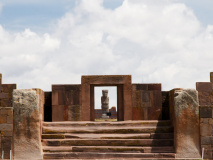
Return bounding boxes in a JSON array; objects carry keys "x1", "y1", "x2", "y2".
[
  {"x1": 172, "y1": 89, "x2": 201, "y2": 158},
  {"x1": 13, "y1": 89, "x2": 42, "y2": 160}
]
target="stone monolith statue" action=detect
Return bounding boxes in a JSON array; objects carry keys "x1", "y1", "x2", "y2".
[{"x1": 101, "y1": 90, "x2": 109, "y2": 117}]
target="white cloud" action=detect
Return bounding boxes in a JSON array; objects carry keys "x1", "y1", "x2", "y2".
[{"x1": 0, "y1": 0, "x2": 213, "y2": 94}]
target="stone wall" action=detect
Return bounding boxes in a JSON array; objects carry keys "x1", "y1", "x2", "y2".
[
  {"x1": 0, "y1": 73, "x2": 16, "y2": 159},
  {"x1": 132, "y1": 83, "x2": 162, "y2": 120},
  {"x1": 0, "y1": 107, "x2": 13, "y2": 159},
  {"x1": 52, "y1": 85, "x2": 81, "y2": 121},
  {"x1": 196, "y1": 72, "x2": 213, "y2": 159}
]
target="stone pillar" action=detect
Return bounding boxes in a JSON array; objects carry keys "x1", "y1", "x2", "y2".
[
  {"x1": 13, "y1": 89, "x2": 42, "y2": 160},
  {"x1": 170, "y1": 89, "x2": 201, "y2": 158}
]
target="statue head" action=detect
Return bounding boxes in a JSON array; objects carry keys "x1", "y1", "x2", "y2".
[{"x1": 102, "y1": 90, "x2": 108, "y2": 97}]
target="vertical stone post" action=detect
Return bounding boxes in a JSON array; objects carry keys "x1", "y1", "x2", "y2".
[
  {"x1": 13, "y1": 89, "x2": 43, "y2": 160},
  {"x1": 170, "y1": 89, "x2": 201, "y2": 158}
]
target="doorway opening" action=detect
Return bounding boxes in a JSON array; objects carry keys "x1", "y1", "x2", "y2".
[{"x1": 94, "y1": 86, "x2": 117, "y2": 121}]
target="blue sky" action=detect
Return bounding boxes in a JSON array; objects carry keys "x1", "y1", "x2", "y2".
[
  {"x1": 0, "y1": 0, "x2": 213, "y2": 108},
  {"x1": 1, "y1": 0, "x2": 213, "y2": 32}
]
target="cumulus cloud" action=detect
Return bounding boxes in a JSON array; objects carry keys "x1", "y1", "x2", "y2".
[{"x1": 0, "y1": 0, "x2": 213, "y2": 95}]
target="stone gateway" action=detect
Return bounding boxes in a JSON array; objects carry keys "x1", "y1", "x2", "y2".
[{"x1": 2, "y1": 72, "x2": 213, "y2": 159}]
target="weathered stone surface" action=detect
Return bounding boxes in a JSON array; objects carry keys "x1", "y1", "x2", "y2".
[
  {"x1": 200, "y1": 106, "x2": 212, "y2": 118},
  {"x1": 196, "y1": 82, "x2": 212, "y2": 92},
  {"x1": 200, "y1": 123, "x2": 212, "y2": 136},
  {"x1": 52, "y1": 85, "x2": 81, "y2": 121},
  {"x1": 201, "y1": 136, "x2": 213, "y2": 145},
  {"x1": 13, "y1": 89, "x2": 42, "y2": 160},
  {"x1": 172, "y1": 89, "x2": 201, "y2": 158},
  {"x1": 0, "y1": 107, "x2": 13, "y2": 159}
]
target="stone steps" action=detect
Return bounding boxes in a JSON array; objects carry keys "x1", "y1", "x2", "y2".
[
  {"x1": 43, "y1": 152, "x2": 175, "y2": 159},
  {"x1": 43, "y1": 146, "x2": 174, "y2": 153},
  {"x1": 42, "y1": 138, "x2": 174, "y2": 146},
  {"x1": 42, "y1": 126, "x2": 173, "y2": 134},
  {"x1": 42, "y1": 133, "x2": 174, "y2": 139},
  {"x1": 43, "y1": 120, "x2": 171, "y2": 127},
  {"x1": 42, "y1": 120, "x2": 175, "y2": 159}
]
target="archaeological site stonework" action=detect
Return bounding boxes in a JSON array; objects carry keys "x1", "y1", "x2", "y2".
[{"x1": 1, "y1": 73, "x2": 213, "y2": 159}]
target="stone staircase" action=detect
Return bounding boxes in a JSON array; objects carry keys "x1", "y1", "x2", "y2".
[{"x1": 42, "y1": 120, "x2": 175, "y2": 159}]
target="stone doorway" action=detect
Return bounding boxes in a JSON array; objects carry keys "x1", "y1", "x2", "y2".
[
  {"x1": 81, "y1": 75, "x2": 132, "y2": 121},
  {"x1": 94, "y1": 86, "x2": 117, "y2": 121}
]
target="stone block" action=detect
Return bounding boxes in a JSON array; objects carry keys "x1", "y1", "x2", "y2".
[
  {"x1": 137, "y1": 84, "x2": 148, "y2": 90},
  {"x1": 200, "y1": 106, "x2": 212, "y2": 118},
  {"x1": 0, "y1": 99, "x2": 11, "y2": 107},
  {"x1": 132, "y1": 107, "x2": 143, "y2": 120},
  {"x1": 148, "y1": 107, "x2": 162, "y2": 120},
  {"x1": 173, "y1": 89, "x2": 201, "y2": 158},
  {"x1": 200, "y1": 123, "x2": 212, "y2": 136},
  {"x1": 52, "y1": 90, "x2": 58, "y2": 105},
  {"x1": 201, "y1": 145, "x2": 212, "y2": 159},
  {"x1": 1, "y1": 136, "x2": 12, "y2": 159},
  {"x1": 148, "y1": 84, "x2": 161, "y2": 91},
  {"x1": 3, "y1": 131, "x2": 12, "y2": 136},
  {"x1": 0, "y1": 93, "x2": 8, "y2": 98},
  {"x1": 52, "y1": 105, "x2": 65, "y2": 121},
  {"x1": 0, "y1": 107, "x2": 12, "y2": 115},
  {"x1": 13, "y1": 89, "x2": 42, "y2": 160},
  {"x1": 201, "y1": 137, "x2": 213, "y2": 145},
  {"x1": 7, "y1": 115, "x2": 13, "y2": 124},
  {"x1": 200, "y1": 118, "x2": 210, "y2": 123},
  {"x1": 198, "y1": 92, "x2": 211, "y2": 105},
  {"x1": 58, "y1": 90, "x2": 65, "y2": 105},
  {"x1": 0, "y1": 116, "x2": 7, "y2": 123},
  {"x1": 0, "y1": 124, "x2": 13, "y2": 131},
  {"x1": 68, "y1": 105, "x2": 81, "y2": 121},
  {"x1": 196, "y1": 82, "x2": 212, "y2": 92}
]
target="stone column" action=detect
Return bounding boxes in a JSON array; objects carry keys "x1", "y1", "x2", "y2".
[
  {"x1": 13, "y1": 89, "x2": 43, "y2": 160},
  {"x1": 170, "y1": 89, "x2": 201, "y2": 158}
]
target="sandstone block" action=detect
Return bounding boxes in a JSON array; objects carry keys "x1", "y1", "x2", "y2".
[
  {"x1": 13, "y1": 89, "x2": 42, "y2": 160},
  {"x1": 0, "y1": 116, "x2": 7, "y2": 123},
  {"x1": 7, "y1": 115, "x2": 13, "y2": 124},
  {"x1": 201, "y1": 137, "x2": 213, "y2": 145},
  {"x1": 52, "y1": 105, "x2": 65, "y2": 121},
  {"x1": 198, "y1": 92, "x2": 211, "y2": 105},
  {"x1": 200, "y1": 118, "x2": 209, "y2": 123},
  {"x1": 173, "y1": 89, "x2": 201, "y2": 158},
  {"x1": 196, "y1": 82, "x2": 212, "y2": 92},
  {"x1": 0, "y1": 124, "x2": 13, "y2": 131},
  {"x1": 200, "y1": 123, "x2": 212, "y2": 136},
  {"x1": 200, "y1": 106, "x2": 212, "y2": 118}
]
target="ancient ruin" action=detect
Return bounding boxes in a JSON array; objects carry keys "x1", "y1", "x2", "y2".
[
  {"x1": 101, "y1": 90, "x2": 109, "y2": 119},
  {"x1": 0, "y1": 73, "x2": 213, "y2": 159}
]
